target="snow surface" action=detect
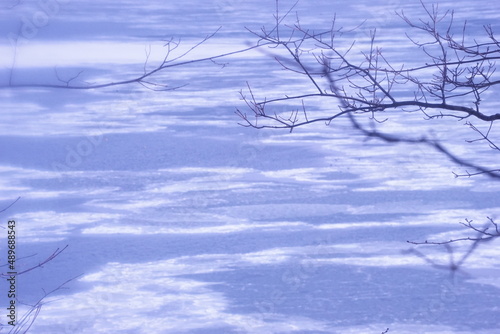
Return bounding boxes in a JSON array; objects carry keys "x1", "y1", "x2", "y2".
[{"x1": 0, "y1": 0, "x2": 499, "y2": 333}]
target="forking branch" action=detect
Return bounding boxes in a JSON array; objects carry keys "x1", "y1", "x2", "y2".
[
  {"x1": 237, "y1": 0, "x2": 500, "y2": 179},
  {"x1": 405, "y1": 217, "x2": 499, "y2": 276},
  {"x1": 3, "y1": 28, "x2": 264, "y2": 92}
]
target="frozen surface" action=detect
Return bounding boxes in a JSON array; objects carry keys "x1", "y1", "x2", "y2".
[{"x1": 0, "y1": 0, "x2": 499, "y2": 333}]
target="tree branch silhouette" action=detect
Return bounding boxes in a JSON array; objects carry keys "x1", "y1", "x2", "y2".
[
  {"x1": 237, "y1": 1, "x2": 500, "y2": 179},
  {"x1": 3, "y1": 28, "x2": 264, "y2": 91}
]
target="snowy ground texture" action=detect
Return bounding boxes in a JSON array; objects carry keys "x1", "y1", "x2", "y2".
[{"x1": 0, "y1": 0, "x2": 499, "y2": 333}]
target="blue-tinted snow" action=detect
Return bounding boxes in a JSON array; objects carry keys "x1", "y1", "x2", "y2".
[{"x1": 0, "y1": 0, "x2": 499, "y2": 333}]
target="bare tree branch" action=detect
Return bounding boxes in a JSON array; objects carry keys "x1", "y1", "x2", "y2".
[
  {"x1": 408, "y1": 217, "x2": 499, "y2": 245},
  {"x1": 10, "y1": 275, "x2": 81, "y2": 334},
  {"x1": 0, "y1": 197, "x2": 21, "y2": 215},
  {"x1": 3, "y1": 28, "x2": 267, "y2": 92},
  {"x1": 237, "y1": 0, "x2": 500, "y2": 178},
  {"x1": 405, "y1": 217, "x2": 498, "y2": 277}
]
